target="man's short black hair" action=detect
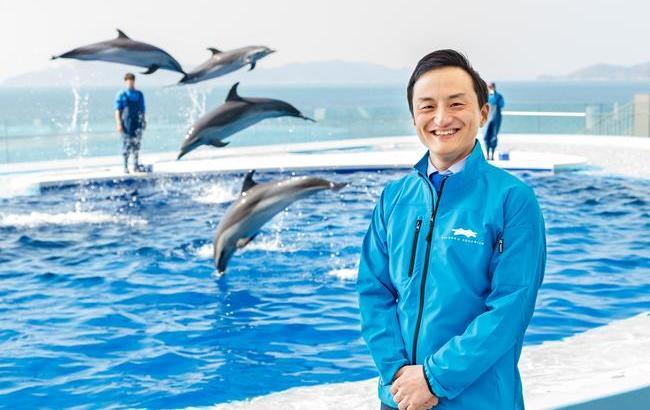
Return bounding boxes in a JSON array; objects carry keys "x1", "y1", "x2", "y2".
[
  {"x1": 124, "y1": 72, "x2": 136, "y2": 81},
  {"x1": 407, "y1": 49, "x2": 488, "y2": 115}
]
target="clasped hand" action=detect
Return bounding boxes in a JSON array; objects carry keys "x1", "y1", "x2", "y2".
[{"x1": 390, "y1": 365, "x2": 439, "y2": 410}]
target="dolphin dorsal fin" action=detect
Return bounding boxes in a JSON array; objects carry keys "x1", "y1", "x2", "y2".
[
  {"x1": 226, "y1": 82, "x2": 244, "y2": 102},
  {"x1": 207, "y1": 47, "x2": 223, "y2": 55},
  {"x1": 116, "y1": 29, "x2": 130, "y2": 39},
  {"x1": 241, "y1": 169, "x2": 257, "y2": 194}
]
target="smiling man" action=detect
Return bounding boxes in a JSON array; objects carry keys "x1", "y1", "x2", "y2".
[{"x1": 356, "y1": 50, "x2": 547, "y2": 410}]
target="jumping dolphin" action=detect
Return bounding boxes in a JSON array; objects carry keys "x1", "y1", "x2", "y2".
[
  {"x1": 177, "y1": 82, "x2": 315, "y2": 159},
  {"x1": 51, "y1": 29, "x2": 185, "y2": 75},
  {"x1": 178, "y1": 45, "x2": 275, "y2": 85},
  {"x1": 213, "y1": 170, "x2": 347, "y2": 274}
]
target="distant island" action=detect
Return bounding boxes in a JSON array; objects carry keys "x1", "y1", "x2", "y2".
[
  {"x1": 0, "y1": 60, "x2": 412, "y2": 87},
  {"x1": 539, "y1": 62, "x2": 650, "y2": 81}
]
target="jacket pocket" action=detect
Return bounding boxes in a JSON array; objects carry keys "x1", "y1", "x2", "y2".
[{"x1": 408, "y1": 218, "x2": 423, "y2": 277}]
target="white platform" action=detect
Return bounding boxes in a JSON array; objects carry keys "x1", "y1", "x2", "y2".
[{"x1": 0, "y1": 136, "x2": 587, "y2": 197}]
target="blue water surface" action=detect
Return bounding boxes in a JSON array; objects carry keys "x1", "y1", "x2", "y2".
[{"x1": 0, "y1": 168, "x2": 649, "y2": 409}]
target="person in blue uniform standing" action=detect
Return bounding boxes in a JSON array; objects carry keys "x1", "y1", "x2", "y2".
[
  {"x1": 483, "y1": 82, "x2": 505, "y2": 160},
  {"x1": 115, "y1": 72, "x2": 146, "y2": 173},
  {"x1": 356, "y1": 50, "x2": 546, "y2": 410}
]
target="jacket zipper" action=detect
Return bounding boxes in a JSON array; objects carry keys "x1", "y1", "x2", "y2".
[
  {"x1": 411, "y1": 175, "x2": 447, "y2": 364},
  {"x1": 498, "y1": 236, "x2": 504, "y2": 253},
  {"x1": 407, "y1": 219, "x2": 423, "y2": 277}
]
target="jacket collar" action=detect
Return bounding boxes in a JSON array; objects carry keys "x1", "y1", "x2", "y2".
[{"x1": 413, "y1": 139, "x2": 486, "y2": 193}]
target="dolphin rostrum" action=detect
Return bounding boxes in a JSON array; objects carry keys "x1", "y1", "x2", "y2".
[
  {"x1": 177, "y1": 82, "x2": 315, "y2": 159},
  {"x1": 51, "y1": 29, "x2": 185, "y2": 75},
  {"x1": 178, "y1": 45, "x2": 275, "y2": 85},
  {"x1": 213, "y1": 170, "x2": 347, "y2": 274}
]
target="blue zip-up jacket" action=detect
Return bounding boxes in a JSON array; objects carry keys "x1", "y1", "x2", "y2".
[{"x1": 356, "y1": 139, "x2": 546, "y2": 409}]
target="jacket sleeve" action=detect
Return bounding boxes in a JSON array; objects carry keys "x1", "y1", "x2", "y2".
[
  {"x1": 356, "y1": 187, "x2": 410, "y2": 386},
  {"x1": 423, "y1": 185, "x2": 546, "y2": 399}
]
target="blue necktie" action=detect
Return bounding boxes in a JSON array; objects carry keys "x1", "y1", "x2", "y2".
[{"x1": 429, "y1": 172, "x2": 450, "y2": 194}]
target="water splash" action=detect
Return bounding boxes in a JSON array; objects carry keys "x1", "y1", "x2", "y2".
[
  {"x1": 192, "y1": 232, "x2": 298, "y2": 260},
  {"x1": 184, "y1": 85, "x2": 211, "y2": 126},
  {"x1": 63, "y1": 81, "x2": 90, "y2": 161},
  {"x1": 326, "y1": 268, "x2": 358, "y2": 281},
  {"x1": 193, "y1": 183, "x2": 239, "y2": 204},
  {"x1": 0, "y1": 211, "x2": 147, "y2": 228}
]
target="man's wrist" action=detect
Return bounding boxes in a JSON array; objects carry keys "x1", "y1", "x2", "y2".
[{"x1": 422, "y1": 363, "x2": 436, "y2": 396}]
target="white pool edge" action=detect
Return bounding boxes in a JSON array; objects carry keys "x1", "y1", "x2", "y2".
[{"x1": 195, "y1": 312, "x2": 650, "y2": 410}]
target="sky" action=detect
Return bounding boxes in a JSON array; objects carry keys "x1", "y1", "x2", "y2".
[{"x1": 0, "y1": 0, "x2": 648, "y2": 82}]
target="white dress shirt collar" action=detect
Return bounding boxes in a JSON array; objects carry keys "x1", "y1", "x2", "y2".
[{"x1": 427, "y1": 151, "x2": 470, "y2": 177}]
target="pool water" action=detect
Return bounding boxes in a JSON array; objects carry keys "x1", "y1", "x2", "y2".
[{"x1": 0, "y1": 169, "x2": 649, "y2": 408}]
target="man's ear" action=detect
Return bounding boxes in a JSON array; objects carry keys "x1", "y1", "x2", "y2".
[{"x1": 480, "y1": 103, "x2": 490, "y2": 127}]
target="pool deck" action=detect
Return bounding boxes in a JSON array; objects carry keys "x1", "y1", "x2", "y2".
[
  {"x1": 0, "y1": 135, "x2": 588, "y2": 196},
  {"x1": 203, "y1": 312, "x2": 650, "y2": 410}
]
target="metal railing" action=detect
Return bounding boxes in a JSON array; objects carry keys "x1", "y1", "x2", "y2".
[{"x1": 581, "y1": 101, "x2": 636, "y2": 136}]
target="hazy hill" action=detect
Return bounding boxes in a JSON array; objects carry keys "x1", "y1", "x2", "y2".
[
  {"x1": 1, "y1": 60, "x2": 411, "y2": 87},
  {"x1": 539, "y1": 62, "x2": 650, "y2": 80}
]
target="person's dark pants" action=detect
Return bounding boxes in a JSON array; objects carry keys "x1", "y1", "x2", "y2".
[
  {"x1": 122, "y1": 129, "x2": 143, "y2": 171},
  {"x1": 484, "y1": 135, "x2": 497, "y2": 160}
]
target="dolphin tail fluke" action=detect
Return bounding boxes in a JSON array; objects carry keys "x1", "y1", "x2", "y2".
[{"x1": 141, "y1": 64, "x2": 160, "y2": 75}]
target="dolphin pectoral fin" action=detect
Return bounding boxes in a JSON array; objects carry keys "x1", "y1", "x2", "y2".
[
  {"x1": 116, "y1": 29, "x2": 130, "y2": 39},
  {"x1": 141, "y1": 64, "x2": 160, "y2": 75},
  {"x1": 249, "y1": 62, "x2": 256, "y2": 71},
  {"x1": 236, "y1": 233, "x2": 258, "y2": 249},
  {"x1": 209, "y1": 139, "x2": 230, "y2": 148}
]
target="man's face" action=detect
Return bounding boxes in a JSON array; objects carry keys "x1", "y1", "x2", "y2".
[
  {"x1": 412, "y1": 67, "x2": 488, "y2": 160},
  {"x1": 125, "y1": 79, "x2": 135, "y2": 89}
]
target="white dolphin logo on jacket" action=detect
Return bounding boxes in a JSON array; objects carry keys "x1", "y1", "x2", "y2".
[{"x1": 452, "y1": 228, "x2": 477, "y2": 238}]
